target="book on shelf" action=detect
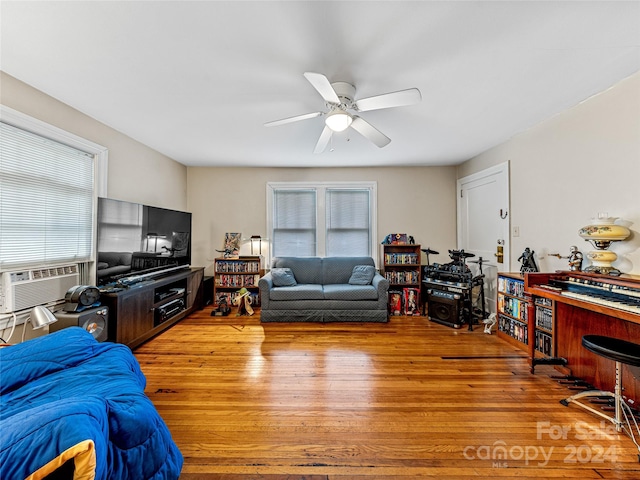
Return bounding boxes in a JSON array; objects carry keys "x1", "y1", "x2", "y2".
[
  {"x1": 498, "y1": 313, "x2": 528, "y2": 344},
  {"x1": 384, "y1": 270, "x2": 419, "y2": 284},
  {"x1": 497, "y1": 293, "x2": 527, "y2": 321},
  {"x1": 384, "y1": 253, "x2": 418, "y2": 265},
  {"x1": 535, "y1": 330, "x2": 553, "y2": 356},
  {"x1": 216, "y1": 274, "x2": 260, "y2": 288},
  {"x1": 497, "y1": 276, "x2": 525, "y2": 296},
  {"x1": 215, "y1": 259, "x2": 261, "y2": 273},
  {"x1": 215, "y1": 290, "x2": 260, "y2": 307},
  {"x1": 535, "y1": 306, "x2": 553, "y2": 331}
]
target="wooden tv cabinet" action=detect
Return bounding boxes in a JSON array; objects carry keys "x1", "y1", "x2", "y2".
[{"x1": 100, "y1": 267, "x2": 204, "y2": 349}]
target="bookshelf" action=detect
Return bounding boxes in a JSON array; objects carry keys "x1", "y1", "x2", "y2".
[
  {"x1": 496, "y1": 273, "x2": 529, "y2": 349},
  {"x1": 213, "y1": 256, "x2": 262, "y2": 308},
  {"x1": 532, "y1": 296, "x2": 555, "y2": 358},
  {"x1": 383, "y1": 243, "x2": 421, "y2": 316}
]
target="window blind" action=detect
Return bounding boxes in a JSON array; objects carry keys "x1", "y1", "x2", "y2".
[
  {"x1": 0, "y1": 121, "x2": 95, "y2": 270},
  {"x1": 268, "y1": 183, "x2": 376, "y2": 260},
  {"x1": 272, "y1": 189, "x2": 316, "y2": 257},
  {"x1": 326, "y1": 189, "x2": 371, "y2": 256}
]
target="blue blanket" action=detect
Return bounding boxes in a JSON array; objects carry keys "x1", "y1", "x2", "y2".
[{"x1": 0, "y1": 328, "x2": 183, "y2": 479}]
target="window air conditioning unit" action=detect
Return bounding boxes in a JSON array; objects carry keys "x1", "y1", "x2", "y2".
[{"x1": 0, "y1": 265, "x2": 80, "y2": 314}]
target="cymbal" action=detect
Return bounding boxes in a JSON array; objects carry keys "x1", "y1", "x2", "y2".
[
  {"x1": 449, "y1": 250, "x2": 476, "y2": 258},
  {"x1": 421, "y1": 248, "x2": 439, "y2": 255}
]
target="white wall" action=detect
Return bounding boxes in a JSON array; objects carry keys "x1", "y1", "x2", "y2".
[
  {"x1": 0, "y1": 72, "x2": 190, "y2": 343},
  {"x1": 187, "y1": 166, "x2": 458, "y2": 275},
  {"x1": 0, "y1": 72, "x2": 188, "y2": 210},
  {"x1": 458, "y1": 72, "x2": 640, "y2": 275}
]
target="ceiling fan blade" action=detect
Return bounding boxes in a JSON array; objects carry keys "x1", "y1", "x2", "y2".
[
  {"x1": 304, "y1": 72, "x2": 341, "y2": 105},
  {"x1": 313, "y1": 125, "x2": 333, "y2": 154},
  {"x1": 350, "y1": 116, "x2": 391, "y2": 148},
  {"x1": 355, "y1": 88, "x2": 422, "y2": 112},
  {"x1": 264, "y1": 111, "x2": 322, "y2": 127}
]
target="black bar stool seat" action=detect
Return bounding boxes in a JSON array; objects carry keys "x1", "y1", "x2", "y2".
[
  {"x1": 582, "y1": 335, "x2": 640, "y2": 367},
  {"x1": 560, "y1": 335, "x2": 640, "y2": 461}
]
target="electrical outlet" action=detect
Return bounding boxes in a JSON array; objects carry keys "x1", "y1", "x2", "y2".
[{"x1": 513, "y1": 226, "x2": 520, "y2": 237}]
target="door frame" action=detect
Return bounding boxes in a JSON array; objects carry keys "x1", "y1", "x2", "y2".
[{"x1": 456, "y1": 161, "x2": 510, "y2": 272}]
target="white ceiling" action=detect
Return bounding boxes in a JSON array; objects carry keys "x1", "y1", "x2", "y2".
[{"x1": 1, "y1": 1, "x2": 639, "y2": 168}]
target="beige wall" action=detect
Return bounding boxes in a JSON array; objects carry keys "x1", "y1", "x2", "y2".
[
  {"x1": 458, "y1": 72, "x2": 640, "y2": 275},
  {"x1": 1, "y1": 71, "x2": 459, "y2": 278},
  {"x1": 5, "y1": 67, "x2": 637, "y2": 280},
  {"x1": 0, "y1": 72, "x2": 188, "y2": 210},
  {"x1": 187, "y1": 166, "x2": 458, "y2": 275}
]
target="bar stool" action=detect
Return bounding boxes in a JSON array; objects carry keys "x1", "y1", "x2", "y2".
[{"x1": 560, "y1": 335, "x2": 640, "y2": 459}]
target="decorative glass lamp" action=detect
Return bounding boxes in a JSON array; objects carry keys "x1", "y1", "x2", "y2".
[{"x1": 578, "y1": 214, "x2": 630, "y2": 275}]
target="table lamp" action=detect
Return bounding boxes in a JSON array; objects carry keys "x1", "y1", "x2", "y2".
[{"x1": 578, "y1": 214, "x2": 630, "y2": 275}]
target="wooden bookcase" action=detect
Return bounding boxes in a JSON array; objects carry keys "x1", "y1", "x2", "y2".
[
  {"x1": 213, "y1": 256, "x2": 262, "y2": 308},
  {"x1": 497, "y1": 272, "x2": 558, "y2": 365},
  {"x1": 496, "y1": 273, "x2": 529, "y2": 349},
  {"x1": 531, "y1": 295, "x2": 555, "y2": 358},
  {"x1": 383, "y1": 244, "x2": 421, "y2": 316}
]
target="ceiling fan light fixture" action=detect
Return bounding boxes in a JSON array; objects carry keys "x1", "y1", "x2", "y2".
[{"x1": 325, "y1": 109, "x2": 352, "y2": 132}]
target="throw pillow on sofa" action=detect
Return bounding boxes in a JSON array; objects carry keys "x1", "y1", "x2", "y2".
[
  {"x1": 271, "y1": 268, "x2": 297, "y2": 286},
  {"x1": 348, "y1": 265, "x2": 376, "y2": 285}
]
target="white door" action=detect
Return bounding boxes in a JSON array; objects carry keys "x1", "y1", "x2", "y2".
[{"x1": 457, "y1": 162, "x2": 510, "y2": 316}]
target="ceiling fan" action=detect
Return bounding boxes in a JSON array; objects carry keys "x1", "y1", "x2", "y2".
[{"x1": 265, "y1": 72, "x2": 422, "y2": 153}]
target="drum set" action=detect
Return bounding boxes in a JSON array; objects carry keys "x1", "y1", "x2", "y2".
[{"x1": 421, "y1": 247, "x2": 488, "y2": 330}]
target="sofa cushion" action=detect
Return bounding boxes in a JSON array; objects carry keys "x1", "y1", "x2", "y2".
[
  {"x1": 270, "y1": 284, "x2": 324, "y2": 301},
  {"x1": 271, "y1": 257, "x2": 323, "y2": 284},
  {"x1": 323, "y1": 284, "x2": 379, "y2": 301},
  {"x1": 322, "y1": 257, "x2": 376, "y2": 284},
  {"x1": 271, "y1": 268, "x2": 297, "y2": 287},
  {"x1": 348, "y1": 265, "x2": 376, "y2": 285}
]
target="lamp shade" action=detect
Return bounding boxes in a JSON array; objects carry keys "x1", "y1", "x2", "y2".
[
  {"x1": 578, "y1": 215, "x2": 630, "y2": 275},
  {"x1": 578, "y1": 216, "x2": 630, "y2": 247},
  {"x1": 30, "y1": 305, "x2": 58, "y2": 329},
  {"x1": 325, "y1": 109, "x2": 353, "y2": 132}
]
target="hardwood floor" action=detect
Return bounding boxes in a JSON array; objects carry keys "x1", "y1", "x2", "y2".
[{"x1": 134, "y1": 308, "x2": 640, "y2": 479}]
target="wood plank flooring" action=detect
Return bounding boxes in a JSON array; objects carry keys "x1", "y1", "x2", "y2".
[{"x1": 134, "y1": 308, "x2": 640, "y2": 479}]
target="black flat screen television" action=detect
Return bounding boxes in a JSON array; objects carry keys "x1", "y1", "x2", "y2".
[{"x1": 96, "y1": 197, "x2": 192, "y2": 286}]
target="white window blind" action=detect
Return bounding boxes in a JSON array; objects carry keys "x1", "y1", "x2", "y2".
[
  {"x1": 326, "y1": 189, "x2": 371, "y2": 256},
  {"x1": 0, "y1": 121, "x2": 95, "y2": 270},
  {"x1": 268, "y1": 182, "x2": 377, "y2": 260},
  {"x1": 272, "y1": 189, "x2": 316, "y2": 257}
]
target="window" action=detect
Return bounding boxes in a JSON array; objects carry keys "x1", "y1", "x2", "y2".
[
  {"x1": 0, "y1": 106, "x2": 107, "y2": 278},
  {"x1": 267, "y1": 182, "x2": 377, "y2": 260}
]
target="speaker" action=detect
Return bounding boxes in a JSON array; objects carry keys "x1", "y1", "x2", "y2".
[
  {"x1": 202, "y1": 276, "x2": 214, "y2": 307},
  {"x1": 426, "y1": 289, "x2": 463, "y2": 329},
  {"x1": 52, "y1": 306, "x2": 109, "y2": 342}
]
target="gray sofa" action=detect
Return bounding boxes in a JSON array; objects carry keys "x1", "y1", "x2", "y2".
[{"x1": 258, "y1": 256, "x2": 389, "y2": 323}]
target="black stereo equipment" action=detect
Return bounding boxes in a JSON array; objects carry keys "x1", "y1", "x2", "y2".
[
  {"x1": 52, "y1": 306, "x2": 109, "y2": 342},
  {"x1": 422, "y1": 249, "x2": 487, "y2": 330},
  {"x1": 425, "y1": 289, "x2": 463, "y2": 329},
  {"x1": 63, "y1": 285, "x2": 101, "y2": 312},
  {"x1": 154, "y1": 298, "x2": 185, "y2": 326}
]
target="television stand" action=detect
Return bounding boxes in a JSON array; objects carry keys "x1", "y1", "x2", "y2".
[{"x1": 100, "y1": 267, "x2": 204, "y2": 349}]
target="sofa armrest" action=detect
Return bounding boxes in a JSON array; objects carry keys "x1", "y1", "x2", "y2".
[
  {"x1": 371, "y1": 273, "x2": 390, "y2": 308},
  {"x1": 258, "y1": 273, "x2": 274, "y2": 309}
]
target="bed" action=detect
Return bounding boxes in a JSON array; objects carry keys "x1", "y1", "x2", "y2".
[{"x1": 0, "y1": 327, "x2": 182, "y2": 479}]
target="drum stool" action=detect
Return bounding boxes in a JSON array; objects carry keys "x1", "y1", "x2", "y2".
[{"x1": 560, "y1": 335, "x2": 640, "y2": 460}]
